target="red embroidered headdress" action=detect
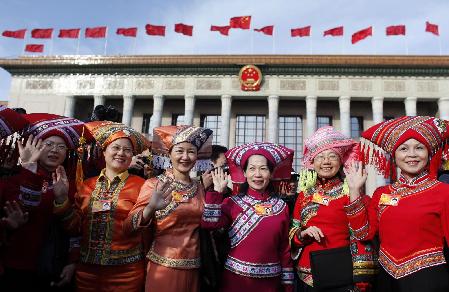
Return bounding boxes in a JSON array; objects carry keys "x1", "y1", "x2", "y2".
[
  {"x1": 361, "y1": 116, "x2": 449, "y2": 179},
  {"x1": 0, "y1": 106, "x2": 28, "y2": 138},
  {"x1": 23, "y1": 113, "x2": 93, "y2": 149},
  {"x1": 225, "y1": 142, "x2": 294, "y2": 193}
]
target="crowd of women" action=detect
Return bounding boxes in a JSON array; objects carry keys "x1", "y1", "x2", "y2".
[{"x1": 0, "y1": 104, "x2": 449, "y2": 292}]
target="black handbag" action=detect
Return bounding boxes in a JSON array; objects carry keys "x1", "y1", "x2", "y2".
[{"x1": 310, "y1": 246, "x2": 353, "y2": 290}]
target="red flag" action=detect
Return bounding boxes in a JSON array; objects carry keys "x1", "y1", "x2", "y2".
[
  {"x1": 2, "y1": 29, "x2": 26, "y2": 39},
  {"x1": 291, "y1": 26, "x2": 311, "y2": 37},
  {"x1": 58, "y1": 29, "x2": 80, "y2": 38},
  {"x1": 174, "y1": 23, "x2": 193, "y2": 36},
  {"x1": 116, "y1": 27, "x2": 137, "y2": 37},
  {"x1": 31, "y1": 28, "x2": 53, "y2": 39},
  {"x1": 425, "y1": 21, "x2": 439, "y2": 36},
  {"x1": 229, "y1": 16, "x2": 251, "y2": 29},
  {"x1": 25, "y1": 44, "x2": 44, "y2": 53},
  {"x1": 210, "y1": 25, "x2": 231, "y2": 36},
  {"x1": 85, "y1": 26, "x2": 107, "y2": 38},
  {"x1": 254, "y1": 25, "x2": 274, "y2": 36},
  {"x1": 351, "y1": 27, "x2": 372, "y2": 44},
  {"x1": 323, "y1": 26, "x2": 343, "y2": 37},
  {"x1": 386, "y1": 25, "x2": 406, "y2": 36},
  {"x1": 145, "y1": 24, "x2": 165, "y2": 36}
]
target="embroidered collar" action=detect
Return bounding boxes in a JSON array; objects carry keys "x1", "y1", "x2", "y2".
[
  {"x1": 315, "y1": 176, "x2": 342, "y2": 192},
  {"x1": 247, "y1": 188, "x2": 270, "y2": 201},
  {"x1": 396, "y1": 171, "x2": 430, "y2": 188},
  {"x1": 99, "y1": 169, "x2": 129, "y2": 186}
]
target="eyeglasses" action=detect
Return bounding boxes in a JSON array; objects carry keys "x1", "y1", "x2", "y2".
[
  {"x1": 43, "y1": 141, "x2": 68, "y2": 152},
  {"x1": 110, "y1": 145, "x2": 133, "y2": 155},
  {"x1": 314, "y1": 154, "x2": 339, "y2": 162}
]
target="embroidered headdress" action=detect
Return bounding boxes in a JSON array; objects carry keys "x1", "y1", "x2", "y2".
[
  {"x1": 302, "y1": 126, "x2": 360, "y2": 170},
  {"x1": 361, "y1": 116, "x2": 449, "y2": 179},
  {"x1": 23, "y1": 113, "x2": 93, "y2": 149},
  {"x1": 226, "y1": 142, "x2": 294, "y2": 193},
  {"x1": 0, "y1": 105, "x2": 28, "y2": 139},
  {"x1": 85, "y1": 121, "x2": 149, "y2": 154},
  {"x1": 152, "y1": 125, "x2": 213, "y2": 171}
]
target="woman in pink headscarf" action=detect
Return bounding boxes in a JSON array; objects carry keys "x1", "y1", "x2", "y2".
[{"x1": 290, "y1": 126, "x2": 376, "y2": 292}]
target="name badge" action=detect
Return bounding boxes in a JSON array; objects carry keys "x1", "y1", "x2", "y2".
[
  {"x1": 254, "y1": 203, "x2": 273, "y2": 216},
  {"x1": 379, "y1": 194, "x2": 401, "y2": 206},
  {"x1": 312, "y1": 193, "x2": 330, "y2": 206},
  {"x1": 92, "y1": 200, "x2": 112, "y2": 213},
  {"x1": 172, "y1": 191, "x2": 190, "y2": 203}
]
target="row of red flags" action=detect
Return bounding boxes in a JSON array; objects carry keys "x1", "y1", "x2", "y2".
[{"x1": 0, "y1": 15, "x2": 440, "y2": 53}]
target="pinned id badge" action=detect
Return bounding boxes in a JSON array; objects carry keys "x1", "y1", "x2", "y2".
[
  {"x1": 312, "y1": 193, "x2": 330, "y2": 206},
  {"x1": 92, "y1": 200, "x2": 112, "y2": 212},
  {"x1": 379, "y1": 194, "x2": 401, "y2": 206},
  {"x1": 172, "y1": 191, "x2": 189, "y2": 203},
  {"x1": 254, "y1": 203, "x2": 273, "y2": 216}
]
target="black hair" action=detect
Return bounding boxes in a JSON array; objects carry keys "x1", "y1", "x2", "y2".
[
  {"x1": 90, "y1": 105, "x2": 121, "y2": 122},
  {"x1": 11, "y1": 107, "x2": 26, "y2": 114},
  {"x1": 211, "y1": 145, "x2": 228, "y2": 163},
  {"x1": 239, "y1": 154, "x2": 275, "y2": 194}
]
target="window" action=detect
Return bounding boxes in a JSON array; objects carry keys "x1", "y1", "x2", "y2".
[
  {"x1": 350, "y1": 116, "x2": 363, "y2": 139},
  {"x1": 235, "y1": 115, "x2": 266, "y2": 145},
  {"x1": 171, "y1": 114, "x2": 185, "y2": 126},
  {"x1": 200, "y1": 115, "x2": 221, "y2": 144},
  {"x1": 279, "y1": 116, "x2": 303, "y2": 172},
  {"x1": 141, "y1": 113, "x2": 152, "y2": 133},
  {"x1": 316, "y1": 116, "x2": 332, "y2": 129}
]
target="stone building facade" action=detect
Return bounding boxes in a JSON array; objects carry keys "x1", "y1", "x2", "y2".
[{"x1": 1, "y1": 54, "x2": 449, "y2": 194}]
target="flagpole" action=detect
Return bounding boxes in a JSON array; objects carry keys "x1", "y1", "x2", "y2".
[
  {"x1": 373, "y1": 26, "x2": 377, "y2": 55},
  {"x1": 405, "y1": 34, "x2": 409, "y2": 55},
  {"x1": 132, "y1": 35, "x2": 137, "y2": 55},
  {"x1": 76, "y1": 37, "x2": 80, "y2": 55},
  {"x1": 438, "y1": 36, "x2": 442, "y2": 55},
  {"x1": 103, "y1": 27, "x2": 108, "y2": 55},
  {"x1": 49, "y1": 37, "x2": 54, "y2": 56},
  {"x1": 251, "y1": 30, "x2": 254, "y2": 54},
  {"x1": 272, "y1": 31, "x2": 275, "y2": 54},
  {"x1": 227, "y1": 35, "x2": 230, "y2": 55}
]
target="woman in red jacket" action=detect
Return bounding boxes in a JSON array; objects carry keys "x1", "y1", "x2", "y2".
[
  {"x1": 346, "y1": 116, "x2": 449, "y2": 292},
  {"x1": 290, "y1": 126, "x2": 376, "y2": 292},
  {"x1": 202, "y1": 142, "x2": 295, "y2": 292}
]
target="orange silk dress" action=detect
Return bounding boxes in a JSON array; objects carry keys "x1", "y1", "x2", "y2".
[
  {"x1": 124, "y1": 170, "x2": 205, "y2": 292},
  {"x1": 54, "y1": 170, "x2": 146, "y2": 292}
]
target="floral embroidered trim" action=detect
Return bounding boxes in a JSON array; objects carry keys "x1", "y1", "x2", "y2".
[
  {"x1": 224, "y1": 256, "x2": 281, "y2": 278},
  {"x1": 297, "y1": 267, "x2": 313, "y2": 286},
  {"x1": 229, "y1": 195, "x2": 285, "y2": 248},
  {"x1": 154, "y1": 173, "x2": 198, "y2": 220},
  {"x1": 147, "y1": 250, "x2": 201, "y2": 269},
  {"x1": 202, "y1": 203, "x2": 221, "y2": 222},
  {"x1": 344, "y1": 195, "x2": 365, "y2": 217},
  {"x1": 379, "y1": 248, "x2": 446, "y2": 279},
  {"x1": 282, "y1": 268, "x2": 295, "y2": 284}
]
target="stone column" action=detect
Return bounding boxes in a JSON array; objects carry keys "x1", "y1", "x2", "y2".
[
  {"x1": 267, "y1": 95, "x2": 280, "y2": 143},
  {"x1": 438, "y1": 97, "x2": 449, "y2": 120},
  {"x1": 184, "y1": 94, "x2": 196, "y2": 126},
  {"x1": 371, "y1": 96, "x2": 385, "y2": 187},
  {"x1": 339, "y1": 96, "x2": 351, "y2": 137},
  {"x1": 64, "y1": 96, "x2": 75, "y2": 118},
  {"x1": 220, "y1": 95, "x2": 232, "y2": 148},
  {"x1": 371, "y1": 96, "x2": 384, "y2": 124},
  {"x1": 121, "y1": 95, "x2": 135, "y2": 127},
  {"x1": 306, "y1": 95, "x2": 317, "y2": 137},
  {"x1": 93, "y1": 95, "x2": 105, "y2": 109},
  {"x1": 404, "y1": 97, "x2": 417, "y2": 116},
  {"x1": 149, "y1": 94, "x2": 165, "y2": 134}
]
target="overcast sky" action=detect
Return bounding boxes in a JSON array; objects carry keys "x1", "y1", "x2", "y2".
[{"x1": 0, "y1": 0, "x2": 448, "y2": 101}]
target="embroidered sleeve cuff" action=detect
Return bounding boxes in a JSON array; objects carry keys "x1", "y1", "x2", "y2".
[
  {"x1": 344, "y1": 195, "x2": 365, "y2": 217},
  {"x1": 349, "y1": 222, "x2": 369, "y2": 240},
  {"x1": 281, "y1": 268, "x2": 295, "y2": 285},
  {"x1": 202, "y1": 203, "x2": 222, "y2": 223}
]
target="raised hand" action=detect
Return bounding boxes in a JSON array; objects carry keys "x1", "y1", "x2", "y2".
[
  {"x1": 17, "y1": 135, "x2": 44, "y2": 164},
  {"x1": 201, "y1": 169, "x2": 213, "y2": 189},
  {"x1": 344, "y1": 161, "x2": 367, "y2": 201},
  {"x1": 142, "y1": 180, "x2": 174, "y2": 222},
  {"x1": 211, "y1": 167, "x2": 229, "y2": 193},
  {"x1": 51, "y1": 263, "x2": 76, "y2": 288},
  {"x1": 2, "y1": 201, "x2": 29, "y2": 230},
  {"x1": 299, "y1": 226, "x2": 325, "y2": 243},
  {"x1": 52, "y1": 165, "x2": 69, "y2": 204}
]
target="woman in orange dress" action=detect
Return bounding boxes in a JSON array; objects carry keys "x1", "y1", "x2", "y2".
[
  {"x1": 124, "y1": 125, "x2": 213, "y2": 292},
  {"x1": 53, "y1": 121, "x2": 150, "y2": 292}
]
